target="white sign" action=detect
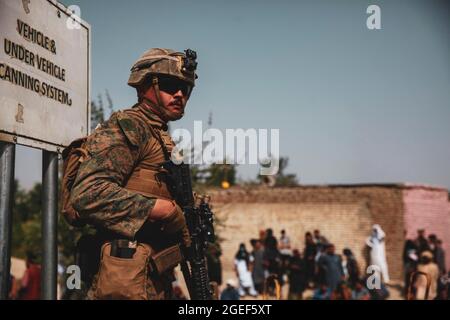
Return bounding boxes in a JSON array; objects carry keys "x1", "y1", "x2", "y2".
[{"x1": 0, "y1": 0, "x2": 90, "y2": 152}]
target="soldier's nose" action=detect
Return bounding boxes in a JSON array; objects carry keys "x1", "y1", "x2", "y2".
[{"x1": 173, "y1": 89, "x2": 184, "y2": 98}]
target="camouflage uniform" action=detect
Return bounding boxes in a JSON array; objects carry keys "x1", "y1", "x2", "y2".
[
  {"x1": 69, "y1": 48, "x2": 198, "y2": 300},
  {"x1": 70, "y1": 104, "x2": 175, "y2": 298},
  {"x1": 71, "y1": 104, "x2": 174, "y2": 238}
]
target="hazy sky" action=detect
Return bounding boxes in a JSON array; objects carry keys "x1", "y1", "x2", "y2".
[{"x1": 15, "y1": 0, "x2": 450, "y2": 190}]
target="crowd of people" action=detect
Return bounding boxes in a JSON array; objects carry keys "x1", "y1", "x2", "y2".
[
  {"x1": 222, "y1": 228, "x2": 374, "y2": 300},
  {"x1": 221, "y1": 227, "x2": 448, "y2": 300},
  {"x1": 7, "y1": 227, "x2": 448, "y2": 300},
  {"x1": 403, "y1": 229, "x2": 448, "y2": 300}
]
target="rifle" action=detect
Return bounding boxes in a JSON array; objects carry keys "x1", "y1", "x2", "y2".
[{"x1": 163, "y1": 160, "x2": 216, "y2": 300}]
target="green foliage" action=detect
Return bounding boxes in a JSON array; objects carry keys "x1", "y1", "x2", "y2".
[
  {"x1": 11, "y1": 181, "x2": 42, "y2": 261},
  {"x1": 189, "y1": 162, "x2": 233, "y2": 245},
  {"x1": 90, "y1": 90, "x2": 114, "y2": 131},
  {"x1": 58, "y1": 216, "x2": 93, "y2": 266},
  {"x1": 207, "y1": 163, "x2": 236, "y2": 187},
  {"x1": 90, "y1": 99, "x2": 104, "y2": 131},
  {"x1": 11, "y1": 180, "x2": 92, "y2": 267},
  {"x1": 191, "y1": 163, "x2": 236, "y2": 188},
  {"x1": 275, "y1": 157, "x2": 298, "y2": 186}
]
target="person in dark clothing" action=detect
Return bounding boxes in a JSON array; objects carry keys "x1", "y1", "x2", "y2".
[
  {"x1": 250, "y1": 239, "x2": 265, "y2": 294},
  {"x1": 317, "y1": 244, "x2": 344, "y2": 291},
  {"x1": 403, "y1": 238, "x2": 419, "y2": 297},
  {"x1": 428, "y1": 235, "x2": 446, "y2": 275},
  {"x1": 437, "y1": 271, "x2": 449, "y2": 300},
  {"x1": 403, "y1": 239, "x2": 419, "y2": 264},
  {"x1": 220, "y1": 279, "x2": 240, "y2": 300},
  {"x1": 279, "y1": 229, "x2": 292, "y2": 283},
  {"x1": 435, "y1": 240, "x2": 446, "y2": 275},
  {"x1": 263, "y1": 228, "x2": 283, "y2": 286},
  {"x1": 313, "y1": 230, "x2": 329, "y2": 285},
  {"x1": 287, "y1": 249, "x2": 307, "y2": 300},
  {"x1": 259, "y1": 230, "x2": 267, "y2": 246},
  {"x1": 342, "y1": 248, "x2": 360, "y2": 289},
  {"x1": 264, "y1": 228, "x2": 278, "y2": 251},
  {"x1": 263, "y1": 249, "x2": 282, "y2": 281},
  {"x1": 206, "y1": 240, "x2": 223, "y2": 286},
  {"x1": 313, "y1": 229, "x2": 329, "y2": 253},
  {"x1": 303, "y1": 232, "x2": 317, "y2": 287},
  {"x1": 415, "y1": 229, "x2": 430, "y2": 255},
  {"x1": 446, "y1": 271, "x2": 450, "y2": 300}
]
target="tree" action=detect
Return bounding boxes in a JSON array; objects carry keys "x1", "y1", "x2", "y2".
[
  {"x1": 11, "y1": 181, "x2": 42, "y2": 261},
  {"x1": 90, "y1": 98, "x2": 104, "y2": 131},
  {"x1": 191, "y1": 163, "x2": 237, "y2": 189},
  {"x1": 90, "y1": 90, "x2": 114, "y2": 131},
  {"x1": 275, "y1": 157, "x2": 298, "y2": 186},
  {"x1": 206, "y1": 163, "x2": 236, "y2": 187},
  {"x1": 11, "y1": 180, "x2": 93, "y2": 267}
]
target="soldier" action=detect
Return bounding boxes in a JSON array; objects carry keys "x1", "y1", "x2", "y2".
[{"x1": 69, "y1": 48, "x2": 198, "y2": 300}]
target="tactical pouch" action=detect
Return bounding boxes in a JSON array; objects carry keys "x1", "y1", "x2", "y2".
[
  {"x1": 149, "y1": 245, "x2": 183, "y2": 275},
  {"x1": 93, "y1": 242, "x2": 152, "y2": 300},
  {"x1": 93, "y1": 242, "x2": 183, "y2": 300}
]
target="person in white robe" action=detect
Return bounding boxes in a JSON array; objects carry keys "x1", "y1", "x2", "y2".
[{"x1": 366, "y1": 224, "x2": 390, "y2": 283}]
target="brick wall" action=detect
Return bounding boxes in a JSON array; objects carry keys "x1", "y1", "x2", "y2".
[
  {"x1": 209, "y1": 184, "x2": 449, "y2": 282},
  {"x1": 402, "y1": 186, "x2": 450, "y2": 270},
  {"x1": 213, "y1": 202, "x2": 373, "y2": 284}
]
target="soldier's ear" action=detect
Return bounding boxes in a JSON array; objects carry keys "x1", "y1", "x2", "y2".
[{"x1": 138, "y1": 78, "x2": 155, "y2": 97}]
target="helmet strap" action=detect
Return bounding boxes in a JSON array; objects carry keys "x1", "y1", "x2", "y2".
[
  {"x1": 139, "y1": 76, "x2": 171, "y2": 122},
  {"x1": 139, "y1": 76, "x2": 185, "y2": 122},
  {"x1": 151, "y1": 76, "x2": 165, "y2": 112}
]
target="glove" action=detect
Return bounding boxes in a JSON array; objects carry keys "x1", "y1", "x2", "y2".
[
  {"x1": 151, "y1": 201, "x2": 192, "y2": 248},
  {"x1": 160, "y1": 203, "x2": 186, "y2": 235}
]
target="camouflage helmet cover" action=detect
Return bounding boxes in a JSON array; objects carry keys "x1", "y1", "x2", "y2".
[{"x1": 128, "y1": 48, "x2": 198, "y2": 88}]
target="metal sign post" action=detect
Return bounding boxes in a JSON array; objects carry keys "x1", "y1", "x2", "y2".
[
  {"x1": 0, "y1": 142, "x2": 15, "y2": 300},
  {"x1": 42, "y1": 151, "x2": 58, "y2": 300},
  {"x1": 0, "y1": 0, "x2": 90, "y2": 300}
]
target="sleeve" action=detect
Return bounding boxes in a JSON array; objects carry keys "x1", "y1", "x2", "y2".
[{"x1": 70, "y1": 113, "x2": 156, "y2": 239}]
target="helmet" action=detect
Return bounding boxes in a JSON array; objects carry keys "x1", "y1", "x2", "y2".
[{"x1": 128, "y1": 48, "x2": 198, "y2": 88}]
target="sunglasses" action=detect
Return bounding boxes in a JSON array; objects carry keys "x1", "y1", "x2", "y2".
[{"x1": 158, "y1": 77, "x2": 192, "y2": 97}]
